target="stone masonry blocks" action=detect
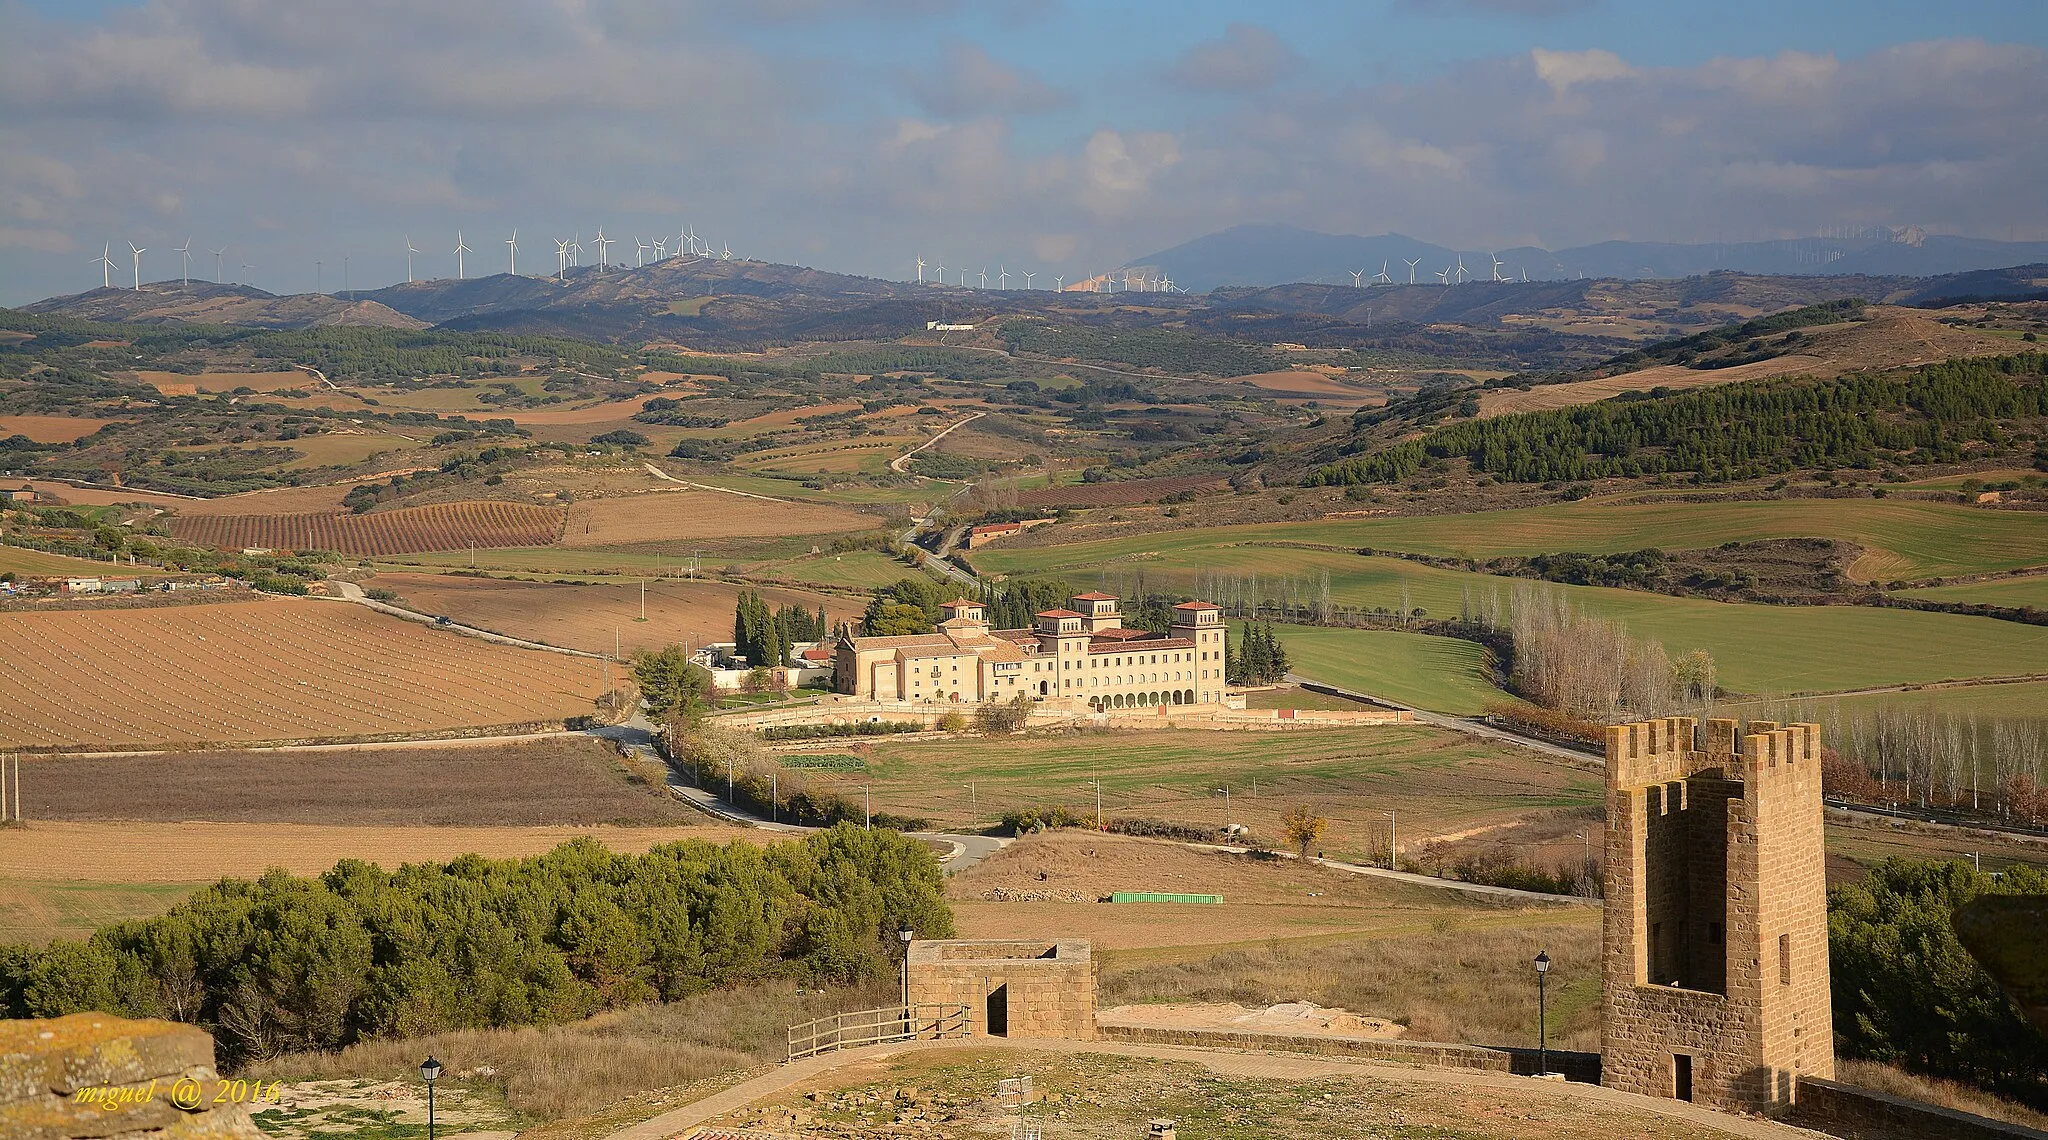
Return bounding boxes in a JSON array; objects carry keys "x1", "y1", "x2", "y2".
[{"x1": 905, "y1": 940, "x2": 1096, "y2": 1041}]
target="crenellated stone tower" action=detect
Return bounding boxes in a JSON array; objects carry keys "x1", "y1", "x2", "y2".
[{"x1": 1600, "y1": 716, "x2": 1834, "y2": 1114}]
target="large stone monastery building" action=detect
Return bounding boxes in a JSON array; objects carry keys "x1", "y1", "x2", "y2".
[{"x1": 834, "y1": 592, "x2": 1227, "y2": 710}]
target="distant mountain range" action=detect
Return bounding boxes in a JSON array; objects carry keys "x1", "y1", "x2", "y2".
[{"x1": 1136, "y1": 224, "x2": 2048, "y2": 293}]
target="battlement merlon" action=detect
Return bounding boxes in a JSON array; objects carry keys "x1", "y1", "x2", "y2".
[
  {"x1": 1604, "y1": 716, "x2": 1700, "y2": 789},
  {"x1": 1737, "y1": 722, "x2": 1823, "y2": 802}
]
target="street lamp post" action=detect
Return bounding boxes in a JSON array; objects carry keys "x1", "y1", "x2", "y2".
[
  {"x1": 964, "y1": 782, "x2": 976, "y2": 820},
  {"x1": 419, "y1": 1056, "x2": 442, "y2": 1140},
  {"x1": 897, "y1": 924, "x2": 915, "y2": 1034},
  {"x1": 1533, "y1": 951, "x2": 1551, "y2": 1076}
]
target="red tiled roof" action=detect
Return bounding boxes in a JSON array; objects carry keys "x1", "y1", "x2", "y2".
[
  {"x1": 1173, "y1": 600, "x2": 1222, "y2": 610},
  {"x1": 1035, "y1": 609, "x2": 1085, "y2": 619},
  {"x1": 1088, "y1": 637, "x2": 1194, "y2": 654},
  {"x1": 942, "y1": 598, "x2": 980, "y2": 607},
  {"x1": 1072, "y1": 592, "x2": 1119, "y2": 601}
]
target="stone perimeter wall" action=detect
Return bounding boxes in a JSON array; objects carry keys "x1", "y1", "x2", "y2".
[{"x1": 1097, "y1": 1023, "x2": 1603, "y2": 1083}]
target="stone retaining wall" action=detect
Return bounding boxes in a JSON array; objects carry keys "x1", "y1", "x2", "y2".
[
  {"x1": 1785, "y1": 1078, "x2": 2048, "y2": 1140},
  {"x1": 1096, "y1": 1023, "x2": 1602, "y2": 1083}
]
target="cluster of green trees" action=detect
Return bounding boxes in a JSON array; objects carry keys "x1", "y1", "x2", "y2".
[
  {"x1": 1312, "y1": 353, "x2": 2048, "y2": 486},
  {"x1": 1598, "y1": 298, "x2": 1865, "y2": 375},
  {"x1": 1830, "y1": 859, "x2": 2048, "y2": 1108},
  {"x1": 733, "y1": 591, "x2": 829, "y2": 666},
  {"x1": 630, "y1": 645, "x2": 715, "y2": 721},
  {"x1": 0, "y1": 829, "x2": 953, "y2": 1064},
  {"x1": 1229, "y1": 622, "x2": 1290, "y2": 684},
  {"x1": 859, "y1": 576, "x2": 958, "y2": 636}
]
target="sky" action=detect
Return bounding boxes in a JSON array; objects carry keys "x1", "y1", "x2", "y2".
[{"x1": 3, "y1": 0, "x2": 2045, "y2": 305}]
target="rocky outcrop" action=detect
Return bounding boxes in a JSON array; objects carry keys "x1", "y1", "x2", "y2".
[{"x1": 0, "y1": 1012, "x2": 266, "y2": 1140}]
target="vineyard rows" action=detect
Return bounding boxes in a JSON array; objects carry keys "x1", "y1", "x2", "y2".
[
  {"x1": 169, "y1": 501, "x2": 567, "y2": 556},
  {"x1": 0, "y1": 600, "x2": 606, "y2": 749}
]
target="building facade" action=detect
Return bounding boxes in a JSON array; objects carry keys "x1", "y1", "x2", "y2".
[
  {"x1": 1601, "y1": 716, "x2": 1834, "y2": 1114},
  {"x1": 834, "y1": 592, "x2": 1227, "y2": 709}
]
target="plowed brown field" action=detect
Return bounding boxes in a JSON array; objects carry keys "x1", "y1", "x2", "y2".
[
  {"x1": 169, "y1": 500, "x2": 565, "y2": 554},
  {"x1": 0, "y1": 599, "x2": 606, "y2": 749}
]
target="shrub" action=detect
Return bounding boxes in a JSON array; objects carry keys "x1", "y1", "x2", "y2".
[
  {"x1": 936, "y1": 710, "x2": 969, "y2": 733},
  {"x1": 974, "y1": 695, "x2": 1032, "y2": 735}
]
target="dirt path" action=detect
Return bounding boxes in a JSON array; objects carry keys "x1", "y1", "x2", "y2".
[
  {"x1": 889, "y1": 411, "x2": 985, "y2": 473},
  {"x1": 639, "y1": 461, "x2": 793, "y2": 503},
  {"x1": 604, "y1": 1037, "x2": 1815, "y2": 1140}
]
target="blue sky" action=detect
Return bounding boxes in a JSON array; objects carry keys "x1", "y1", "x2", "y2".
[{"x1": 2, "y1": 0, "x2": 2044, "y2": 303}]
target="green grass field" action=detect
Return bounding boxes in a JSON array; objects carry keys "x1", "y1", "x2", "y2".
[
  {"x1": 817, "y1": 724, "x2": 1600, "y2": 862},
  {"x1": 1273, "y1": 624, "x2": 1508, "y2": 715},
  {"x1": 1899, "y1": 575, "x2": 2048, "y2": 609},
  {"x1": 0, "y1": 544, "x2": 126, "y2": 577},
  {"x1": 986, "y1": 539, "x2": 2048, "y2": 698},
  {"x1": 977, "y1": 498, "x2": 2048, "y2": 582},
  {"x1": 1727, "y1": 679, "x2": 2048, "y2": 728},
  {"x1": 0, "y1": 879, "x2": 203, "y2": 945}
]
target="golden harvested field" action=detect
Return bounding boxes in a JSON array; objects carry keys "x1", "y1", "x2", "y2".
[
  {"x1": 1477, "y1": 355, "x2": 1827, "y2": 417},
  {"x1": 560, "y1": 490, "x2": 874, "y2": 546},
  {"x1": 171, "y1": 500, "x2": 565, "y2": 554},
  {"x1": 0, "y1": 415, "x2": 127, "y2": 443},
  {"x1": 369, "y1": 572, "x2": 859, "y2": 656},
  {"x1": 1235, "y1": 369, "x2": 1382, "y2": 404},
  {"x1": 0, "y1": 822, "x2": 751, "y2": 883},
  {"x1": 490, "y1": 393, "x2": 666, "y2": 425},
  {"x1": 133, "y1": 369, "x2": 314, "y2": 395},
  {"x1": 275, "y1": 431, "x2": 424, "y2": 469},
  {"x1": 0, "y1": 599, "x2": 608, "y2": 749}
]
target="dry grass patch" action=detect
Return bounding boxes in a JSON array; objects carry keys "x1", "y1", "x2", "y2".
[
  {"x1": 1834, "y1": 1059, "x2": 2048, "y2": 1133},
  {"x1": 1102, "y1": 916, "x2": 1602, "y2": 1052},
  {"x1": 133, "y1": 369, "x2": 315, "y2": 394},
  {"x1": 267, "y1": 979, "x2": 892, "y2": 1122},
  {"x1": 0, "y1": 415, "x2": 126, "y2": 443}
]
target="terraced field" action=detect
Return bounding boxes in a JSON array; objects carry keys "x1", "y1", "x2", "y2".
[
  {"x1": 169, "y1": 500, "x2": 565, "y2": 555},
  {"x1": 0, "y1": 599, "x2": 606, "y2": 749}
]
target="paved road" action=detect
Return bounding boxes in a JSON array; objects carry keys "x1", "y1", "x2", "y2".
[
  {"x1": 605, "y1": 1035, "x2": 1815, "y2": 1140},
  {"x1": 1287, "y1": 673, "x2": 1600, "y2": 768}
]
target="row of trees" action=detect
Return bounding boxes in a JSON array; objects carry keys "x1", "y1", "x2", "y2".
[
  {"x1": 1312, "y1": 351, "x2": 2048, "y2": 486},
  {"x1": 733, "y1": 591, "x2": 829, "y2": 667},
  {"x1": 1497, "y1": 586, "x2": 1715, "y2": 723},
  {"x1": 0, "y1": 829, "x2": 953, "y2": 1064},
  {"x1": 1747, "y1": 695, "x2": 2048, "y2": 824}
]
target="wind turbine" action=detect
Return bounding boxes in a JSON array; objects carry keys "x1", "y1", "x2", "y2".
[
  {"x1": 239, "y1": 261, "x2": 254, "y2": 286},
  {"x1": 1054, "y1": 274, "x2": 1064, "y2": 290},
  {"x1": 634, "y1": 236, "x2": 648, "y2": 267},
  {"x1": 720, "y1": 243, "x2": 731, "y2": 260},
  {"x1": 128, "y1": 242, "x2": 146, "y2": 290},
  {"x1": 315, "y1": 259, "x2": 322, "y2": 293},
  {"x1": 91, "y1": 244, "x2": 115, "y2": 288},
  {"x1": 1521, "y1": 266, "x2": 1529, "y2": 282},
  {"x1": 507, "y1": 230, "x2": 519, "y2": 276},
  {"x1": 554, "y1": 238, "x2": 569, "y2": 282},
  {"x1": 454, "y1": 231, "x2": 472, "y2": 279},
  {"x1": 934, "y1": 261, "x2": 945, "y2": 283},
  {"x1": 1489, "y1": 253, "x2": 1504, "y2": 282},
  {"x1": 593, "y1": 228, "x2": 611, "y2": 268},
  {"x1": 686, "y1": 227, "x2": 699, "y2": 255},
  {"x1": 1350, "y1": 269, "x2": 1364, "y2": 288},
  {"x1": 175, "y1": 237, "x2": 191, "y2": 286},
  {"x1": 404, "y1": 236, "x2": 419, "y2": 283},
  {"x1": 998, "y1": 266, "x2": 1009, "y2": 290},
  {"x1": 978, "y1": 267, "x2": 987, "y2": 289},
  {"x1": 1373, "y1": 261, "x2": 1393, "y2": 285},
  {"x1": 1436, "y1": 266, "x2": 1451, "y2": 284},
  {"x1": 1454, "y1": 255, "x2": 1468, "y2": 284},
  {"x1": 915, "y1": 256, "x2": 925, "y2": 283},
  {"x1": 570, "y1": 234, "x2": 582, "y2": 266},
  {"x1": 654, "y1": 237, "x2": 667, "y2": 260},
  {"x1": 1403, "y1": 257, "x2": 1421, "y2": 284},
  {"x1": 1022, "y1": 271, "x2": 1034, "y2": 289},
  {"x1": 210, "y1": 246, "x2": 225, "y2": 283}
]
